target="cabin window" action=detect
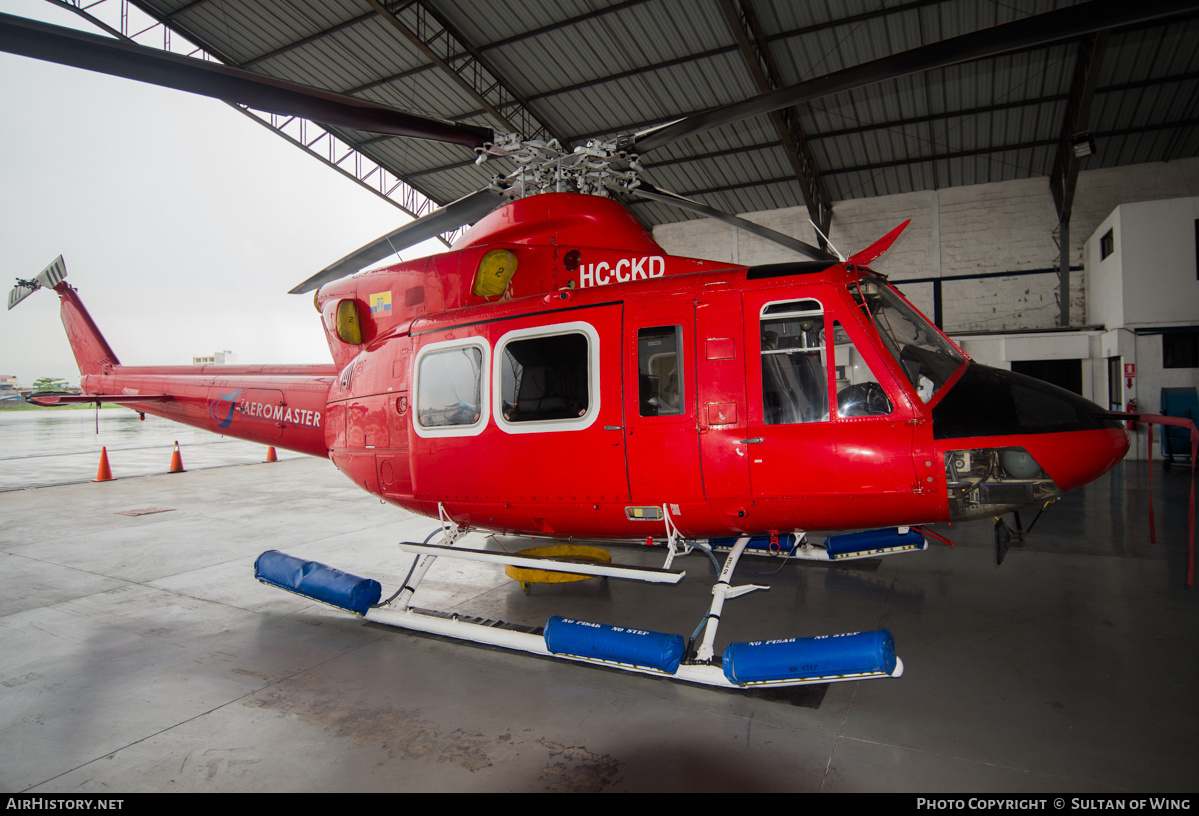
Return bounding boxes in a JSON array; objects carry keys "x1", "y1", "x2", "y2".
[
  {"x1": 638, "y1": 326, "x2": 684, "y2": 416},
  {"x1": 832, "y1": 322, "x2": 893, "y2": 417},
  {"x1": 496, "y1": 322, "x2": 600, "y2": 431},
  {"x1": 760, "y1": 299, "x2": 829, "y2": 424},
  {"x1": 413, "y1": 338, "x2": 489, "y2": 438}
]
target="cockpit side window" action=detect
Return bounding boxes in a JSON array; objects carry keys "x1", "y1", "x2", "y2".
[
  {"x1": 832, "y1": 321, "x2": 893, "y2": 417},
  {"x1": 848, "y1": 277, "x2": 965, "y2": 403},
  {"x1": 761, "y1": 299, "x2": 828, "y2": 424}
]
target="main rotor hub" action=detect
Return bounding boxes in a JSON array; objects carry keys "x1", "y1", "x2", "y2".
[{"x1": 479, "y1": 133, "x2": 642, "y2": 199}]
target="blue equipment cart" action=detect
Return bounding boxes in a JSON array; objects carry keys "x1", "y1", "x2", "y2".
[{"x1": 1160, "y1": 387, "x2": 1198, "y2": 471}]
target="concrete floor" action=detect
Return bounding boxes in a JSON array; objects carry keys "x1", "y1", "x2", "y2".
[{"x1": 1, "y1": 456, "x2": 1195, "y2": 792}]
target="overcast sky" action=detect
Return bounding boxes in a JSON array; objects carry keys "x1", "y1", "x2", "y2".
[{"x1": 0, "y1": 0, "x2": 443, "y2": 386}]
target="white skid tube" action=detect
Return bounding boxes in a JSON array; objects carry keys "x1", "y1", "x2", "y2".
[
  {"x1": 397, "y1": 541, "x2": 685, "y2": 584},
  {"x1": 253, "y1": 518, "x2": 908, "y2": 690},
  {"x1": 364, "y1": 605, "x2": 902, "y2": 689}
]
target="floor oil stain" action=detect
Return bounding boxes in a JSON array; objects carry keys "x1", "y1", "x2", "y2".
[
  {"x1": 243, "y1": 674, "x2": 622, "y2": 788},
  {"x1": 537, "y1": 739, "x2": 621, "y2": 792},
  {"x1": 244, "y1": 674, "x2": 497, "y2": 773}
]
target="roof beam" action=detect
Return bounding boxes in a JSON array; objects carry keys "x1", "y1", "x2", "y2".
[
  {"x1": 1049, "y1": 33, "x2": 1107, "y2": 224},
  {"x1": 717, "y1": 0, "x2": 832, "y2": 238},
  {"x1": 520, "y1": 0, "x2": 949, "y2": 111},
  {"x1": 634, "y1": 118, "x2": 1198, "y2": 201},
  {"x1": 241, "y1": 11, "x2": 376, "y2": 69},
  {"x1": 348, "y1": 0, "x2": 952, "y2": 126},
  {"x1": 1048, "y1": 32, "x2": 1107, "y2": 327},
  {"x1": 409, "y1": 72, "x2": 1198, "y2": 180},
  {"x1": 364, "y1": 0, "x2": 562, "y2": 144}
]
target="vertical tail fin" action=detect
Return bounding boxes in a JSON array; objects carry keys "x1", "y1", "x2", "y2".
[{"x1": 8, "y1": 257, "x2": 120, "y2": 375}]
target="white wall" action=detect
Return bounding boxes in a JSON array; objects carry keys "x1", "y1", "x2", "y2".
[
  {"x1": 1083, "y1": 196, "x2": 1199, "y2": 458},
  {"x1": 1085, "y1": 208, "x2": 1124, "y2": 330},
  {"x1": 1118, "y1": 198, "x2": 1199, "y2": 328}
]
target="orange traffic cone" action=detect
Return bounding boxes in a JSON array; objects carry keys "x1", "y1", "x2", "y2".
[
  {"x1": 265, "y1": 446, "x2": 277, "y2": 463},
  {"x1": 93, "y1": 447, "x2": 115, "y2": 482},
  {"x1": 169, "y1": 441, "x2": 184, "y2": 473}
]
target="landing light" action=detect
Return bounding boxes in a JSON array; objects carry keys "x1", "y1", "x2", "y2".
[
  {"x1": 473, "y1": 249, "x2": 516, "y2": 297},
  {"x1": 336, "y1": 300, "x2": 361, "y2": 345}
]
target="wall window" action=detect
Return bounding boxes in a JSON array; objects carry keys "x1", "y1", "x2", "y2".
[
  {"x1": 1163, "y1": 331, "x2": 1199, "y2": 369},
  {"x1": 1100, "y1": 229, "x2": 1115, "y2": 260},
  {"x1": 638, "y1": 326, "x2": 684, "y2": 416},
  {"x1": 1011, "y1": 359, "x2": 1084, "y2": 395},
  {"x1": 414, "y1": 338, "x2": 489, "y2": 437},
  {"x1": 495, "y1": 321, "x2": 601, "y2": 433},
  {"x1": 761, "y1": 299, "x2": 828, "y2": 424}
]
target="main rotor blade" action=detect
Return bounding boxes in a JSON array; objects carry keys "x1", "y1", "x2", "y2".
[
  {"x1": 290, "y1": 188, "x2": 506, "y2": 294},
  {"x1": 634, "y1": 0, "x2": 1199, "y2": 153},
  {"x1": 0, "y1": 12, "x2": 493, "y2": 148},
  {"x1": 632, "y1": 182, "x2": 837, "y2": 262}
]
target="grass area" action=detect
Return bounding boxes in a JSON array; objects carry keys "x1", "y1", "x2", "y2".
[{"x1": 0, "y1": 402, "x2": 120, "y2": 411}]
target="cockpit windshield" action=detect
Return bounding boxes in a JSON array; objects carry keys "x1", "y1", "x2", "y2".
[{"x1": 848, "y1": 277, "x2": 965, "y2": 403}]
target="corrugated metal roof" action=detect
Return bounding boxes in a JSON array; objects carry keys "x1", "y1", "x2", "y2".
[{"x1": 127, "y1": 0, "x2": 1199, "y2": 229}]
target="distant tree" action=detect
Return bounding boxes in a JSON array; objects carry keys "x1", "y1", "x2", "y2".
[{"x1": 31, "y1": 377, "x2": 70, "y2": 392}]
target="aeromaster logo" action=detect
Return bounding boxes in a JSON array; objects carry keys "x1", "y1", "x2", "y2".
[{"x1": 207, "y1": 389, "x2": 242, "y2": 428}]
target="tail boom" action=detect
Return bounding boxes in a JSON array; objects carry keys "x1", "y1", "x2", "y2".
[
  {"x1": 12, "y1": 257, "x2": 336, "y2": 459},
  {"x1": 78, "y1": 367, "x2": 336, "y2": 458}
]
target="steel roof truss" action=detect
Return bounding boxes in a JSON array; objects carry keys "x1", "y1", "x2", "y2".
[
  {"x1": 718, "y1": 0, "x2": 833, "y2": 240},
  {"x1": 365, "y1": 0, "x2": 560, "y2": 145}
]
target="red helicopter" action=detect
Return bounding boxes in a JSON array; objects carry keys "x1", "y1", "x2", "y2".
[{"x1": 3, "y1": 3, "x2": 1167, "y2": 690}]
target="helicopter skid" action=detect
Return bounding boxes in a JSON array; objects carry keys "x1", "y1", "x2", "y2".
[
  {"x1": 364, "y1": 605, "x2": 903, "y2": 690},
  {"x1": 255, "y1": 545, "x2": 903, "y2": 690}
]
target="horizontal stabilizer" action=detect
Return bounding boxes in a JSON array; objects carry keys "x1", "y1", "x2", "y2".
[
  {"x1": 8, "y1": 255, "x2": 66, "y2": 310},
  {"x1": 27, "y1": 392, "x2": 172, "y2": 406},
  {"x1": 397, "y1": 541, "x2": 685, "y2": 584}
]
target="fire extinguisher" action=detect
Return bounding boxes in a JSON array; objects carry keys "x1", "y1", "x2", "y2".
[{"x1": 1126, "y1": 399, "x2": 1138, "y2": 432}]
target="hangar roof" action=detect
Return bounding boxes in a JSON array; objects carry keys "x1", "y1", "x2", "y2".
[{"x1": 115, "y1": 0, "x2": 1199, "y2": 231}]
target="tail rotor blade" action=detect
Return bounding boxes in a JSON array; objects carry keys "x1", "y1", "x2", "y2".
[{"x1": 290, "y1": 188, "x2": 506, "y2": 294}]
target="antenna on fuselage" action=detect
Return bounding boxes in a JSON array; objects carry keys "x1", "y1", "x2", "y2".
[{"x1": 809, "y1": 220, "x2": 845, "y2": 263}]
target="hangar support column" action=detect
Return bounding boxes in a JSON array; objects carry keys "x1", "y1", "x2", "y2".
[{"x1": 1050, "y1": 32, "x2": 1107, "y2": 327}]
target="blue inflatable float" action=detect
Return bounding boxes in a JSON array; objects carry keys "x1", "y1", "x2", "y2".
[{"x1": 254, "y1": 550, "x2": 382, "y2": 616}]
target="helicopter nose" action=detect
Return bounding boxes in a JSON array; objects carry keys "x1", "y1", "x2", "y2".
[
  {"x1": 1030, "y1": 421, "x2": 1130, "y2": 491},
  {"x1": 932, "y1": 363, "x2": 1129, "y2": 491}
]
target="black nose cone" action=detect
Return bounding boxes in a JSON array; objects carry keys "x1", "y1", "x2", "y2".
[{"x1": 931, "y1": 363, "x2": 1123, "y2": 440}]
